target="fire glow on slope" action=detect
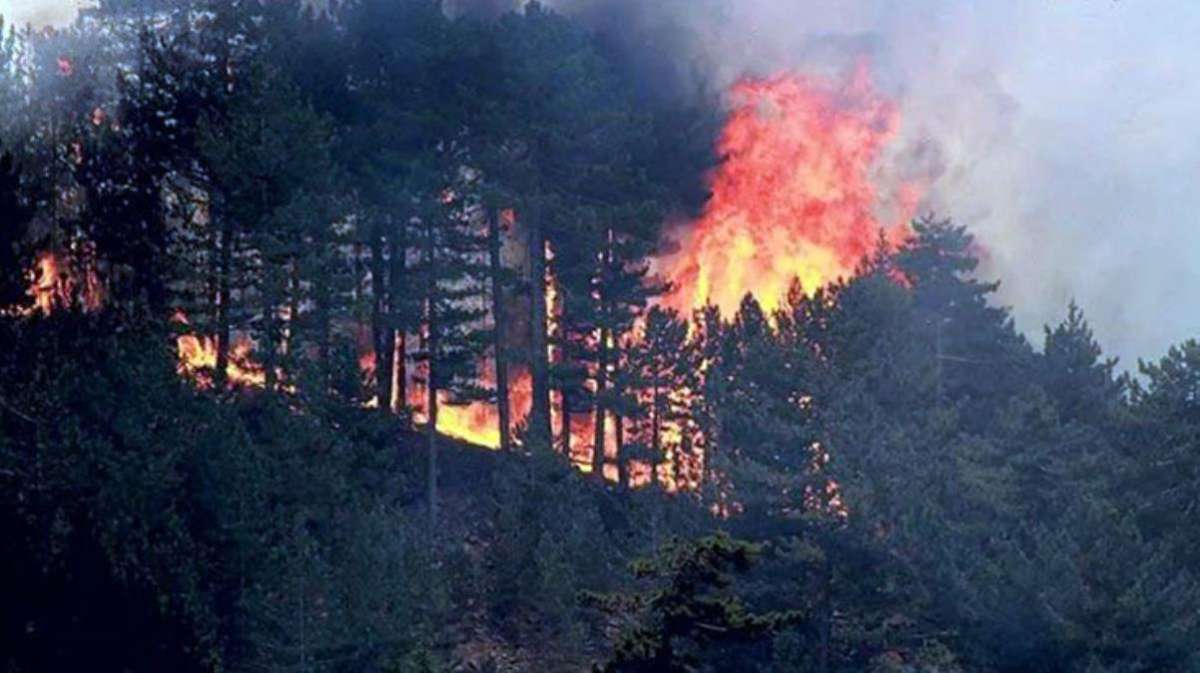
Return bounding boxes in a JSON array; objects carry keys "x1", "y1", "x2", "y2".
[{"x1": 659, "y1": 64, "x2": 920, "y2": 317}]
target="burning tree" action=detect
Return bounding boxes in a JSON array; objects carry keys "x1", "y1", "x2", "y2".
[
  {"x1": 624, "y1": 307, "x2": 700, "y2": 490},
  {"x1": 197, "y1": 60, "x2": 343, "y2": 391}
]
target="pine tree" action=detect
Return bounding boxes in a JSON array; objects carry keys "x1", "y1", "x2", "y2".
[
  {"x1": 412, "y1": 156, "x2": 492, "y2": 527},
  {"x1": 586, "y1": 533, "x2": 801, "y2": 673},
  {"x1": 1041, "y1": 300, "x2": 1124, "y2": 426},
  {"x1": 486, "y1": 2, "x2": 665, "y2": 454},
  {"x1": 485, "y1": 204, "x2": 520, "y2": 451},
  {"x1": 334, "y1": 0, "x2": 462, "y2": 414},
  {"x1": 0, "y1": 142, "x2": 32, "y2": 310},
  {"x1": 894, "y1": 215, "x2": 1035, "y2": 428},
  {"x1": 625, "y1": 307, "x2": 696, "y2": 488},
  {"x1": 1128, "y1": 340, "x2": 1200, "y2": 566},
  {"x1": 704, "y1": 295, "x2": 827, "y2": 520},
  {"x1": 198, "y1": 62, "x2": 339, "y2": 391},
  {"x1": 588, "y1": 201, "x2": 666, "y2": 481}
]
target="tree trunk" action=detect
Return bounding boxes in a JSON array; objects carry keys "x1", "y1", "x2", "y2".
[
  {"x1": 213, "y1": 214, "x2": 234, "y2": 389},
  {"x1": 651, "y1": 382, "x2": 662, "y2": 487},
  {"x1": 677, "y1": 431, "x2": 691, "y2": 490},
  {"x1": 263, "y1": 289, "x2": 279, "y2": 392},
  {"x1": 616, "y1": 413, "x2": 628, "y2": 490},
  {"x1": 425, "y1": 220, "x2": 439, "y2": 529},
  {"x1": 315, "y1": 296, "x2": 331, "y2": 389},
  {"x1": 561, "y1": 389, "x2": 573, "y2": 457},
  {"x1": 426, "y1": 350, "x2": 438, "y2": 530},
  {"x1": 701, "y1": 408, "x2": 718, "y2": 500},
  {"x1": 259, "y1": 178, "x2": 276, "y2": 391},
  {"x1": 488, "y1": 209, "x2": 511, "y2": 451},
  {"x1": 388, "y1": 218, "x2": 408, "y2": 412},
  {"x1": 527, "y1": 204, "x2": 552, "y2": 451},
  {"x1": 370, "y1": 219, "x2": 390, "y2": 407},
  {"x1": 593, "y1": 327, "x2": 609, "y2": 478},
  {"x1": 395, "y1": 332, "x2": 406, "y2": 413},
  {"x1": 284, "y1": 259, "x2": 300, "y2": 366},
  {"x1": 593, "y1": 228, "x2": 613, "y2": 477}
]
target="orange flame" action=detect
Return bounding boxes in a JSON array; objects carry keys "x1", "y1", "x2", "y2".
[
  {"x1": 173, "y1": 311, "x2": 267, "y2": 389},
  {"x1": 30, "y1": 252, "x2": 66, "y2": 315},
  {"x1": 26, "y1": 251, "x2": 105, "y2": 315},
  {"x1": 659, "y1": 64, "x2": 919, "y2": 317},
  {"x1": 402, "y1": 362, "x2": 533, "y2": 448}
]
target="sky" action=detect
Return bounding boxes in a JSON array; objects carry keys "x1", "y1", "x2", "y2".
[{"x1": 3, "y1": 0, "x2": 1199, "y2": 367}]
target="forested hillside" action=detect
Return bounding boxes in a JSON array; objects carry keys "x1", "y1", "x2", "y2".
[{"x1": 1, "y1": 2, "x2": 1198, "y2": 672}]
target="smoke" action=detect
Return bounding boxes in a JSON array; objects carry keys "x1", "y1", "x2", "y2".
[
  {"x1": 534, "y1": 0, "x2": 1200, "y2": 368},
  {"x1": 0, "y1": 0, "x2": 82, "y2": 27}
]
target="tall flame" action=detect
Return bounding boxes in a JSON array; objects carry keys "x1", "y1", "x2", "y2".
[{"x1": 659, "y1": 63, "x2": 919, "y2": 316}]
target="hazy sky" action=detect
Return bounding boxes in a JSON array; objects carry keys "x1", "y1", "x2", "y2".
[
  {"x1": 857, "y1": 1, "x2": 1200, "y2": 369},
  {"x1": 3, "y1": 0, "x2": 1199, "y2": 367}
]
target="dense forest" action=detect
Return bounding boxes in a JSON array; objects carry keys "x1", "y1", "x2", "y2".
[{"x1": 2, "y1": 1, "x2": 1199, "y2": 672}]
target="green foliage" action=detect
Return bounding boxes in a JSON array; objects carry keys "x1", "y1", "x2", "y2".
[
  {"x1": 0, "y1": 141, "x2": 32, "y2": 308},
  {"x1": 486, "y1": 452, "x2": 614, "y2": 642},
  {"x1": 587, "y1": 533, "x2": 801, "y2": 673}
]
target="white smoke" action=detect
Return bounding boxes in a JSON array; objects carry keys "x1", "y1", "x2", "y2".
[{"x1": 0, "y1": 0, "x2": 82, "y2": 27}]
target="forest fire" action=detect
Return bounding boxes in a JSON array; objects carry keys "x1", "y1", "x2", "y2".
[
  {"x1": 658, "y1": 63, "x2": 919, "y2": 316},
  {"x1": 348, "y1": 65, "x2": 917, "y2": 491},
  {"x1": 9, "y1": 5, "x2": 1182, "y2": 670},
  {"x1": 18, "y1": 59, "x2": 914, "y2": 493}
]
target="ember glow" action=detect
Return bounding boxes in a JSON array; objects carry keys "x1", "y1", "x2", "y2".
[
  {"x1": 658, "y1": 64, "x2": 920, "y2": 317},
  {"x1": 30, "y1": 252, "x2": 68, "y2": 315}
]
